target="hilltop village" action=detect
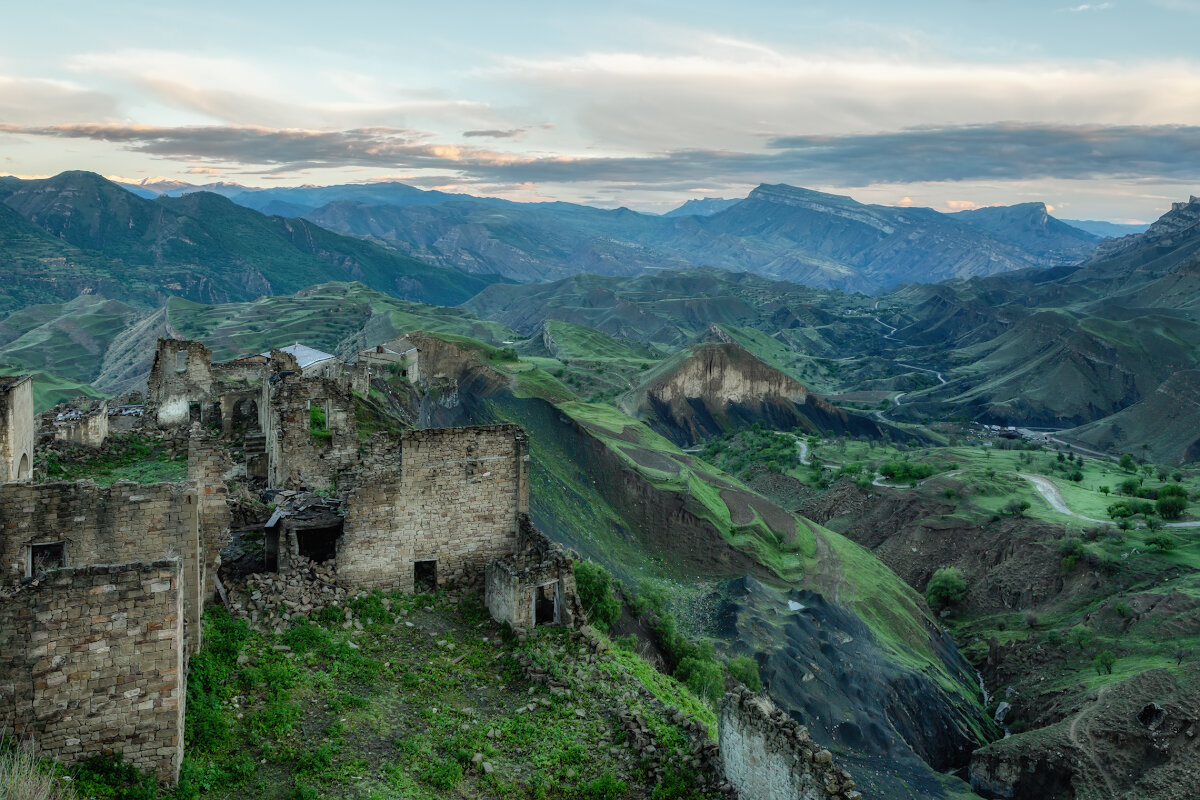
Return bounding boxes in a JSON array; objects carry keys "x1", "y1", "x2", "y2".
[{"x1": 0, "y1": 335, "x2": 863, "y2": 800}]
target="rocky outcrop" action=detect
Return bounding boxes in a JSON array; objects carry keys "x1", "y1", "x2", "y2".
[{"x1": 627, "y1": 342, "x2": 888, "y2": 446}]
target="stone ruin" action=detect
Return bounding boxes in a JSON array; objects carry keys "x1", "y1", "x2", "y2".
[
  {"x1": 0, "y1": 342, "x2": 586, "y2": 783},
  {"x1": 0, "y1": 375, "x2": 34, "y2": 482},
  {"x1": 720, "y1": 687, "x2": 862, "y2": 800}
]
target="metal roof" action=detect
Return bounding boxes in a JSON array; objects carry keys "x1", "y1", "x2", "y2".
[{"x1": 262, "y1": 343, "x2": 338, "y2": 370}]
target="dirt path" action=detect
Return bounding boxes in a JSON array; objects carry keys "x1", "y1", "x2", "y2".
[
  {"x1": 1019, "y1": 473, "x2": 1109, "y2": 524},
  {"x1": 1068, "y1": 685, "x2": 1119, "y2": 799},
  {"x1": 896, "y1": 362, "x2": 947, "y2": 385},
  {"x1": 1019, "y1": 473, "x2": 1200, "y2": 528}
]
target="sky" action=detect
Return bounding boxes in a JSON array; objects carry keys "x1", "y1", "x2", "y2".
[{"x1": 3, "y1": 0, "x2": 1200, "y2": 220}]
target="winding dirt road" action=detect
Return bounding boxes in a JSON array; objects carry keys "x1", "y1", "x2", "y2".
[{"x1": 1018, "y1": 473, "x2": 1200, "y2": 529}]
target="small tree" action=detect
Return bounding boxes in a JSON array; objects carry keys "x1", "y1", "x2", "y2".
[
  {"x1": 1157, "y1": 494, "x2": 1187, "y2": 520},
  {"x1": 926, "y1": 567, "x2": 968, "y2": 610},
  {"x1": 1069, "y1": 624, "x2": 1094, "y2": 652},
  {"x1": 1004, "y1": 499, "x2": 1031, "y2": 517},
  {"x1": 1119, "y1": 453, "x2": 1136, "y2": 472},
  {"x1": 727, "y1": 655, "x2": 762, "y2": 692},
  {"x1": 1099, "y1": 485, "x2": 1110, "y2": 496},
  {"x1": 1146, "y1": 532, "x2": 1177, "y2": 552},
  {"x1": 1093, "y1": 649, "x2": 1116, "y2": 675},
  {"x1": 574, "y1": 561, "x2": 622, "y2": 630}
]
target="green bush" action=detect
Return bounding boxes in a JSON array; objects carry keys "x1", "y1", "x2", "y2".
[
  {"x1": 727, "y1": 655, "x2": 762, "y2": 692},
  {"x1": 1157, "y1": 494, "x2": 1187, "y2": 520},
  {"x1": 925, "y1": 567, "x2": 967, "y2": 609},
  {"x1": 574, "y1": 561, "x2": 622, "y2": 630},
  {"x1": 1146, "y1": 533, "x2": 1177, "y2": 552},
  {"x1": 71, "y1": 754, "x2": 159, "y2": 800},
  {"x1": 677, "y1": 656, "x2": 723, "y2": 703}
]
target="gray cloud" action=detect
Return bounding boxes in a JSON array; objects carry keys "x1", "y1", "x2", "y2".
[
  {"x1": 3, "y1": 121, "x2": 1199, "y2": 190},
  {"x1": 462, "y1": 128, "x2": 525, "y2": 138}
]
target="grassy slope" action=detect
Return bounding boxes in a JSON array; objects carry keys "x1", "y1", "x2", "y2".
[
  {"x1": 0, "y1": 364, "x2": 105, "y2": 412},
  {"x1": 183, "y1": 593, "x2": 718, "y2": 800}
]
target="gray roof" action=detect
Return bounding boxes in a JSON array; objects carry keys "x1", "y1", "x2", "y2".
[{"x1": 263, "y1": 343, "x2": 338, "y2": 370}]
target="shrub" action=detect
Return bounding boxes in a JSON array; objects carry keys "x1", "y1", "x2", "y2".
[
  {"x1": 1157, "y1": 494, "x2": 1187, "y2": 520},
  {"x1": 925, "y1": 567, "x2": 967, "y2": 609},
  {"x1": 0, "y1": 744, "x2": 77, "y2": 800},
  {"x1": 1003, "y1": 499, "x2": 1030, "y2": 516},
  {"x1": 1069, "y1": 624, "x2": 1094, "y2": 651},
  {"x1": 1146, "y1": 533, "x2": 1177, "y2": 552},
  {"x1": 574, "y1": 561, "x2": 622, "y2": 630},
  {"x1": 727, "y1": 655, "x2": 762, "y2": 692},
  {"x1": 677, "y1": 656, "x2": 724, "y2": 703},
  {"x1": 1093, "y1": 649, "x2": 1116, "y2": 675},
  {"x1": 72, "y1": 753, "x2": 159, "y2": 800}
]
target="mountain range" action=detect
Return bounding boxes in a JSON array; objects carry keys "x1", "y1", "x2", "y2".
[{"x1": 114, "y1": 175, "x2": 1115, "y2": 292}]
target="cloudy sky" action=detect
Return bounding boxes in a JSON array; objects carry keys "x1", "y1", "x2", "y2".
[{"x1": 4, "y1": 0, "x2": 1200, "y2": 219}]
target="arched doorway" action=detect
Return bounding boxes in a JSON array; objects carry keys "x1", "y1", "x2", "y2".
[{"x1": 16, "y1": 453, "x2": 30, "y2": 481}]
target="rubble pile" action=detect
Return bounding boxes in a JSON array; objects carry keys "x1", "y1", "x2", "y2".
[{"x1": 227, "y1": 556, "x2": 348, "y2": 630}]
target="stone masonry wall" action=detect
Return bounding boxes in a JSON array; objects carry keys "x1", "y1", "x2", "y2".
[
  {"x1": 0, "y1": 376, "x2": 34, "y2": 481},
  {"x1": 51, "y1": 403, "x2": 109, "y2": 449},
  {"x1": 265, "y1": 377, "x2": 357, "y2": 490},
  {"x1": 336, "y1": 426, "x2": 526, "y2": 591},
  {"x1": 188, "y1": 438, "x2": 233, "y2": 611},
  {"x1": 147, "y1": 339, "x2": 217, "y2": 427},
  {"x1": 0, "y1": 560, "x2": 186, "y2": 783},
  {"x1": 0, "y1": 480, "x2": 203, "y2": 653},
  {"x1": 486, "y1": 514, "x2": 582, "y2": 631},
  {"x1": 719, "y1": 688, "x2": 861, "y2": 800}
]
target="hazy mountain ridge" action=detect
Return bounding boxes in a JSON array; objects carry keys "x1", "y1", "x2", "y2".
[
  {"x1": 119, "y1": 175, "x2": 1105, "y2": 292},
  {"x1": 0, "y1": 171, "x2": 500, "y2": 310}
]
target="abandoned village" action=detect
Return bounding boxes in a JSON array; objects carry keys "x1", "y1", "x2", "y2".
[{"x1": 0, "y1": 335, "x2": 863, "y2": 800}]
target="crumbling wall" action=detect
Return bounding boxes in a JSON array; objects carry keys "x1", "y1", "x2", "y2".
[
  {"x1": 147, "y1": 339, "x2": 216, "y2": 427},
  {"x1": 0, "y1": 560, "x2": 186, "y2": 783},
  {"x1": 264, "y1": 376, "x2": 357, "y2": 490},
  {"x1": 486, "y1": 514, "x2": 582, "y2": 631},
  {"x1": 189, "y1": 438, "x2": 233, "y2": 608},
  {"x1": 0, "y1": 480, "x2": 203, "y2": 652},
  {"x1": 48, "y1": 402, "x2": 109, "y2": 448},
  {"x1": 719, "y1": 688, "x2": 861, "y2": 800},
  {"x1": 336, "y1": 426, "x2": 526, "y2": 591},
  {"x1": 0, "y1": 375, "x2": 34, "y2": 481}
]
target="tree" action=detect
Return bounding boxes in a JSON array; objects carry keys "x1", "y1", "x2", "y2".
[
  {"x1": 926, "y1": 567, "x2": 968, "y2": 609},
  {"x1": 1093, "y1": 650, "x2": 1116, "y2": 675},
  {"x1": 1157, "y1": 494, "x2": 1187, "y2": 520},
  {"x1": 1099, "y1": 485, "x2": 1111, "y2": 496},
  {"x1": 1120, "y1": 453, "x2": 1136, "y2": 472},
  {"x1": 1069, "y1": 624, "x2": 1094, "y2": 652},
  {"x1": 1004, "y1": 499, "x2": 1031, "y2": 516},
  {"x1": 574, "y1": 561, "x2": 622, "y2": 630}
]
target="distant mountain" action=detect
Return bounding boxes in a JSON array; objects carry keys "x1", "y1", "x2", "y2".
[
  {"x1": 304, "y1": 183, "x2": 1100, "y2": 291},
  {"x1": 950, "y1": 202, "x2": 1099, "y2": 264},
  {"x1": 0, "y1": 171, "x2": 500, "y2": 310},
  {"x1": 1061, "y1": 219, "x2": 1151, "y2": 239},
  {"x1": 661, "y1": 197, "x2": 741, "y2": 217}
]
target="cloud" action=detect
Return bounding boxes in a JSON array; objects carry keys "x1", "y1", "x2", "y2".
[
  {"x1": 0, "y1": 77, "x2": 118, "y2": 125},
  {"x1": 4, "y1": 121, "x2": 1200, "y2": 191},
  {"x1": 462, "y1": 128, "x2": 525, "y2": 139},
  {"x1": 1062, "y1": 3, "x2": 1113, "y2": 11}
]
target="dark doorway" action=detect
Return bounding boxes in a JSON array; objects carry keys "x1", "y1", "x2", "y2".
[
  {"x1": 296, "y1": 526, "x2": 341, "y2": 563},
  {"x1": 414, "y1": 559, "x2": 437, "y2": 592},
  {"x1": 188, "y1": 402, "x2": 202, "y2": 423},
  {"x1": 30, "y1": 541, "x2": 65, "y2": 577},
  {"x1": 233, "y1": 398, "x2": 259, "y2": 431},
  {"x1": 535, "y1": 581, "x2": 559, "y2": 626}
]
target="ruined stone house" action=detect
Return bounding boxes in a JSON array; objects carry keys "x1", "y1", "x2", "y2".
[
  {"x1": 1, "y1": 353, "x2": 583, "y2": 783},
  {"x1": 0, "y1": 375, "x2": 34, "y2": 481}
]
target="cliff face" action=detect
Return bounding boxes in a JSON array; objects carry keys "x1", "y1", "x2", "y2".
[{"x1": 628, "y1": 343, "x2": 886, "y2": 446}]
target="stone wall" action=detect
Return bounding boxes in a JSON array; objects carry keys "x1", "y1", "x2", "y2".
[
  {"x1": 336, "y1": 426, "x2": 527, "y2": 591},
  {"x1": 719, "y1": 688, "x2": 861, "y2": 800},
  {"x1": 147, "y1": 339, "x2": 217, "y2": 427},
  {"x1": 188, "y1": 438, "x2": 233, "y2": 609},
  {"x1": 0, "y1": 480, "x2": 203, "y2": 652},
  {"x1": 264, "y1": 376, "x2": 358, "y2": 490},
  {"x1": 49, "y1": 402, "x2": 109, "y2": 449},
  {"x1": 0, "y1": 560, "x2": 186, "y2": 783},
  {"x1": 486, "y1": 514, "x2": 582, "y2": 631},
  {"x1": 0, "y1": 375, "x2": 34, "y2": 481}
]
